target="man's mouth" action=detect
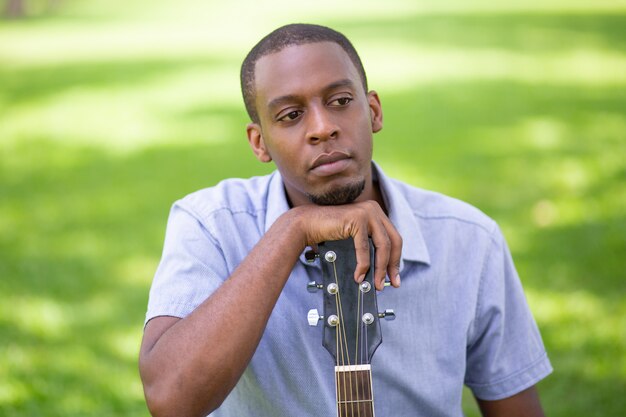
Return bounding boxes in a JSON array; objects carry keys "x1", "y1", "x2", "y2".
[{"x1": 310, "y1": 151, "x2": 351, "y2": 176}]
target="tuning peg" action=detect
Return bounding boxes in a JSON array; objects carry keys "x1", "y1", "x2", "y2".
[
  {"x1": 378, "y1": 309, "x2": 396, "y2": 321},
  {"x1": 307, "y1": 309, "x2": 324, "y2": 326},
  {"x1": 307, "y1": 281, "x2": 324, "y2": 293},
  {"x1": 304, "y1": 250, "x2": 319, "y2": 263}
]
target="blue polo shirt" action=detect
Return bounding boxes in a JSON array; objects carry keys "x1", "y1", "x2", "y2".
[{"x1": 146, "y1": 163, "x2": 552, "y2": 416}]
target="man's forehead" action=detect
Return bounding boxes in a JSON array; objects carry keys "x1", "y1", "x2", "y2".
[
  {"x1": 256, "y1": 41, "x2": 346, "y2": 64},
  {"x1": 253, "y1": 42, "x2": 360, "y2": 99}
]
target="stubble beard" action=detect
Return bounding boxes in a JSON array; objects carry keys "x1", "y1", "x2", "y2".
[{"x1": 306, "y1": 179, "x2": 366, "y2": 206}]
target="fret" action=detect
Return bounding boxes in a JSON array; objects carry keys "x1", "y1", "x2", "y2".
[
  {"x1": 337, "y1": 401, "x2": 374, "y2": 417},
  {"x1": 336, "y1": 365, "x2": 374, "y2": 417},
  {"x1": 338, "y1": 399, "x2": 374, "y2": 404},
  {"x1": 335, "y1": 365, "x2": 371, "y2": 372}
]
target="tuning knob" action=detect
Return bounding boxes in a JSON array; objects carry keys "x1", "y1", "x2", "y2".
[
  {"x1": 378, "y1": 309, "x2": 396, "y2": 321},
  {"x1": 304, "y1": 250, "x2": 319, "y2": 263},
  {"x1": 307, "y1": 281, "x2": 324, "y2": 293},
  {"x1": 307, "y1": 309, "x2": 324, "y2": 326}
]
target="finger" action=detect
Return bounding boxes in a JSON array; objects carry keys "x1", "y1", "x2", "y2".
[
  {"x1": 351, "y1": 227, "x2": 371, "y2": 283},
  {"x1": 367, "y1": 215, "x2": 391, "y2": 291},
  {"x1": 383, "y1": 221, "x2": 402, "y2": 288},
  {"x1": 367, "y1": 202, "x2": 402, "y2": 288},
  {"x1": 362, "y1": 201, "x2": 393, "y2": 290},
  {"x1": 371, "y1": 229, "x2": 391, "y2": 291}
]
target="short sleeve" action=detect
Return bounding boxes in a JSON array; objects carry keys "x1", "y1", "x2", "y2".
[
  {"x1": 465, "y1": 226, "x2": 552, "y2": 400},
  {"x1": 145, "y1": 202, "x2": 229, "y2": 325}
]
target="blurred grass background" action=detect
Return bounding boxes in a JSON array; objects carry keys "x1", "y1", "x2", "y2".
[{"x1": 1, "y1": 0, "x2": 625, "y2": 416}]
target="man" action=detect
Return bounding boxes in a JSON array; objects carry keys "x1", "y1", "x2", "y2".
[{"x1": 139, "y1": 24, "x2": 552, "y2": 417}]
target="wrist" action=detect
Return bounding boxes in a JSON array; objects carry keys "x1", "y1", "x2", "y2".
[{"x1": 271, "y1": 206, "x2": 310, "y2": 252}]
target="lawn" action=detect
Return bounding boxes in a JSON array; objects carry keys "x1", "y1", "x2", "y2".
[{"x1": 1, "y1": 1, "x2": 625, "y2": 416}]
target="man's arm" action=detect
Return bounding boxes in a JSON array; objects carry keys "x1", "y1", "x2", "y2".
[
  {"x1": 139, "y1": 201, "x2": 402, "y2": 417},
  {"x1": 476, "y1": 386, "x2": 546, "y2": 417}
]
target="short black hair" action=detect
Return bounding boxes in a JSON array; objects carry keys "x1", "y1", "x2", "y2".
[{"x1": 240, "y1": 23, "x2": 368, "y2": 124}]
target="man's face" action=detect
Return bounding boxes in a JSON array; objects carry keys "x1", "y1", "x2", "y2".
[{"x1": 247, "y1": 41, "x2": 383, "y2": 207}]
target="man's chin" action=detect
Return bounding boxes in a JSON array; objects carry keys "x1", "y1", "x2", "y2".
[{"x1": 306, "y1": 179, "x2": 365, "y2": 206}]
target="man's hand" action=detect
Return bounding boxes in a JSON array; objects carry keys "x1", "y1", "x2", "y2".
[
  {"x1": 140, "y1": 199, "x2": 402, "y2": 416},
  {"x1": 292, "y1": 200, "x2": 402, "y2": 290}
]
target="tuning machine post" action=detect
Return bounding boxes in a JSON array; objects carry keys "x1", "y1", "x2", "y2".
[
  {"x1": 378, "y1": 309, "x2": 396, "y2": 321},
  {"x1": 307, "y1": 281, "x2": 323, "y2": 293}
]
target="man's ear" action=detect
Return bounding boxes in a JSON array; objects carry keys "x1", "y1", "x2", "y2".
[
  {"x1": 246, "y1": 123, "x2": 272, "y2": 163},
  {"x1": 367, "y1": 91, "x2": 383, "y2": 133}
]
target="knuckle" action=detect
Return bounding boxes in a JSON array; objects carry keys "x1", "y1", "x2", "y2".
[
  {"x1": 355, "y1": 240, "x2": 370, "y2": 251},
  {"x1": 355, "y1": 260, "x2": 371, "y2": 270},
  {"x1": 377, "y1": 237, "x2": 391, "y2": 250}
]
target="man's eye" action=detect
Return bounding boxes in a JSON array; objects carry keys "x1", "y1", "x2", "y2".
[
  {"x1": 278, "y1": 110, "x2": 301, "y2": 121},
  {"x1": 331, "y1": 97, "x2": 352, "y2": 106}
]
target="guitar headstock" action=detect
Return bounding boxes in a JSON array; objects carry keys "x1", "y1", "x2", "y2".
[{"x1": 307, "y1": 238, "x2": 395, "y2": 366}]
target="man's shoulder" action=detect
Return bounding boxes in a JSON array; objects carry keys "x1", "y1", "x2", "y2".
[
  {"x1": 175, "y1": 173, "x2": 275, "y2": 220},
  {"x1": 388, "y1": 177, "x2": 497, "y2": 234}
]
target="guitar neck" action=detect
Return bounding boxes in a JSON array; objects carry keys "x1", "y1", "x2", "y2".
[{"x1": 335, "y1": 364, "x2": 375, "y2": 417}]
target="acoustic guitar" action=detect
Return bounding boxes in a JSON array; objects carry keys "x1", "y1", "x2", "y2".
[{"x1": 307, "y1": 238, "x2": 395, "y2": 417}]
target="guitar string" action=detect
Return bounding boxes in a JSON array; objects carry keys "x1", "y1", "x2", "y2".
[
  {"x1": 329, "y1": 258, "x2": 342, "y2": 417},
  {"x1": 364, "y1": 307, "x2": 372, "y2": 413},
  {"x1": 336, "y1": 324, "x2": 343, "y2": 417},
  {"x1": 356, "y1": 251, "x2": 372, "y2": 414},
  {"x1": 335, "y1": 315, "x2": 341, "y2": 417},
  {"x1": 334, "y1": 290, "x2": 345, "y2": 417},
  {"x1": 331, "y1": 252, "x2": 374, "y2": 416},
  {"x1": 362, "y1": 288, "x2": 376, "y2": 417},
  {"x1": 332, "y1": 261, "x2": 352, "y2": 417},
  {"x1": 360, "y1": 280, "x2": 374, "y2": 414},
  {"x1": 363, "y1": 288, "x2": 371, "y2": 414},
  {"x1": 359, "y1": 279, "x2": 372, "y2": 413},
  {"x1": 346, "y1": 262, "x2": 372, "y2": 416},
  {"x1": 334, "y1": 261, "x2": 355, "y2": 417},
  {"x1": 355, "y1": 281, "x2": 362, "y2": 417}
]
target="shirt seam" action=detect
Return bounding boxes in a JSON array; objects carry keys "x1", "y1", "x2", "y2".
[
  {"x1": 465, "y1": 351, "x2": 550, "y2": 387},
  {"x1": 177, "y1": 199, "x2": 266, "y2": 235},
  {"x1": 171, "y1": 204, "x2": 229, "y2": 268},
  {"x1": 413, "y1": 212, "x2": 497, "y2": 239},
  {"x1": 148, "y1": 301, "x2": 198, "y2": 310},
  {"x1": 181, "y1": 201, "x2": 268, "y2": 224},
  {"x1": 467, "y1": 223, "x2": 499, "y2": 344}
]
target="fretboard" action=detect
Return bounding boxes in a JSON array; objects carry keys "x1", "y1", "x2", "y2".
[{"x1": 335, "y1": 364, "x2": 374, "y2": 417}]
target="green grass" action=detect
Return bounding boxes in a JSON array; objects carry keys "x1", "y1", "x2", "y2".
[{"x1": 1, "y1": 1, "x2": 625, "y2": 416}]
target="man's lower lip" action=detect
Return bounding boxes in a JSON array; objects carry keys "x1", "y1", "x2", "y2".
[{"x1": 310, "y1": 158, "x2": 351, "y2": 176}]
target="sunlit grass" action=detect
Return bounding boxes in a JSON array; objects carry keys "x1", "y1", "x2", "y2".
[
  {"x1": 364, "y1": 45, "x2": 626, "y2": 89},
  {"x1": 0, "y1": 61, "x2": 241, "y2": 152},
  {"x1": 1, "y1": 1, "x2": 625, "y2": 416}
]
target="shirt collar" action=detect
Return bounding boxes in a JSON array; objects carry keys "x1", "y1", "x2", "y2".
[
  {"x1": 373, "y1": 162, "x2": 431, "y2": 268},
  {"x1": 264, "y1": 171, "x2": 291, "y2": 233},
  {"x1": 263, "y1": 163, "x2": 431, "y2": 270}
]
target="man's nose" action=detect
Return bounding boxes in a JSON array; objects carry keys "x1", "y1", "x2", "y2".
[{"x1": 306, "y1": 105, "x2": 339, "y2": 143}]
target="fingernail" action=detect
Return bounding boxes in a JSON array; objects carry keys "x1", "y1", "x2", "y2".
[
  {"x1": 395, "y1": 273, "x2": 401, "y2": 286},
  {"x1": 357, "y1": 274, "x2": 365, "y2": 283}
]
